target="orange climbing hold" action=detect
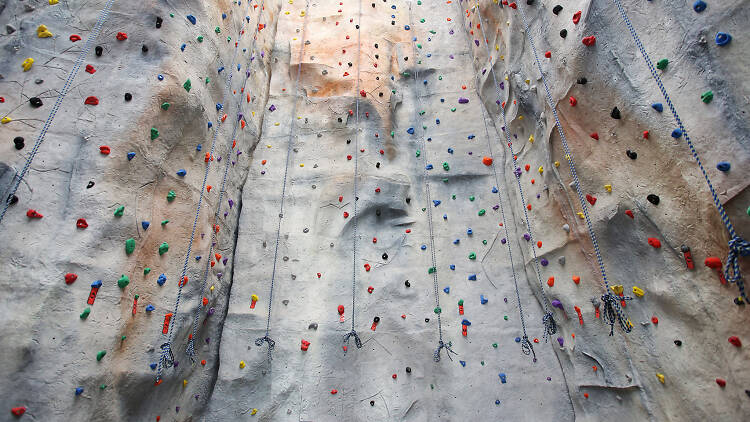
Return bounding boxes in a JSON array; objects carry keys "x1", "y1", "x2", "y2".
[
  {"x1": 482, "y1": 156, "x2": 493, "y2": 166},
  {"x1": 572, "y1": 275, "x2": 581, "y2": 285}
]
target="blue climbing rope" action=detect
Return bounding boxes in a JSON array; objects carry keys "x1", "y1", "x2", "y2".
[
  {"x1": 254, "y1": 0, "x2": 311, "y2": 361},
  {"x1": 157, "y1": 0, "x2": 253, "y2": 382},
  {"x1": 408, "y1": 0, "x2": 457, "y2": 363},
  {"x1": 609, "y1": 0, "x2": 749, "y2": 300},
  {"x1": 343, "y1": 0, "x2": 364, "y2": 354},
  {"x1": 0, "y1": 0, "x2": 117, "y2": 228},
  {"x1": 473, "y1": 2, "x2": 559, "y2": 341},
  {"x1": 186, "y1": 0, "x2": 266, "y2": 363},
  {"x1": 455, "y1": 0, "x2": 536, "y2": 360},
  {"x1": 513, "y1": 2, "x2": 632, "y2": 335}
]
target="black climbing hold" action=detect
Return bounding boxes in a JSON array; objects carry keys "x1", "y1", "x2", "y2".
[
  {"x1": 348, "y1": 62, "x2": 352, "y2": 67},
  {"x1": 611, "y1": 107, "x2": 622, "y2": 119},
  {"x1": 646, "y1": 194, "x2": 660, "y2": 205},
  {"x1": 124, "y1": 93, "x2": 132, "y2": 101},
  {"x1": 370, "y1": 400, "x2": 375, "y2": 406},
  {"x1": 356, "y1": 25, "x2": 360, "y2": 29},
  {"x1": 376, "y1": 162, "x2": 381, "y2": 168},
  {"x1": 526, "y1": 0, "x2": 534, "y2": 4},
  {"x1": 374, "y1": 43, "x2": 378, "y2": 48},
  {"x1": 382, "y1": 252, "x2": 388, "y2": 260},
  {"x1": 425, "y1": 318, "x2": 430, "y2": 323},
  {"x1": 391, "y1": 21, "x2": 395, "y2": 25},
  {"x1": 405, "y1": 280, "x2": 410, "y2": 287},
  {"x1": 553, "y1": 5, "x2": 563, "y2": 14},
  {"x1": 14, "y1": 136, "x2": 24, "y2": 146},
  {"x1": 35, "y1": 79, "x2": 44, "y2": 84},
  {"x1": 338, "y1": 117, "x2": 342, "y2": 123},
  {"x1": 375, "y1": 54, "x2": 379, "y2": 59},
  {"x1": 626, "y1": 150, "x2": 637, "y2": 160},
  {"x1": 560, "y1": 29, "x2": 567, "y2": 38},
  {"x1": 378, "y1": 92, "x2": 383, "y2": 97},
  {"x1": 346, "y1": 139, "x2": 351, "y2": 144},
  {"x1": 371, "y1": 3, "x2": 375, "y2": 7},
  {"x1": 156, "y1": 17, "x2": 163, "y2": 28},
  {"x1": 577, "y1": 77, "x2": 587, "y2": 85},
  {"x1": 405, "y1": 197, "x2": 411, "y2": 204},
  {"x1": 405, "y1": 367, "x2": 412, "y2": 373},
  {"x1": 86, "y1": 181, "x2": 95, "y2": 189},
  {"x1": 674, "y1": 340, "x2": 682, "y2": 346},
  {"x1": 29, "y1": 97, "x2": 43, "y2": 108},
  {"x1": 8, "y1": 194, "x2": 18, "y2": 205},
  {"x1": 142, "y1": 45, "x2": 149, "y2": 53},
  {"x1": 373, "y1": 316, "x2": 380, "y2": 323},
  {"x1": 95, "y1": 45, "x2": 103, "y2": 56},
  {"x1": 375, "y1": 209, "x2": 381, "y2": 217},
  {"x1": 746, "y1": 390, "x2": 750, "y2": 398},
  {"x1": 404, "y1": 56, "x2": 408, "y2": 61}
]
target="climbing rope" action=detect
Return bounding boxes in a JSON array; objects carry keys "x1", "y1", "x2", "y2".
[
  {"x1": 408, "y1": 0, "x2": 457, "y2": 363},
  {"x1": 186, "y1": 0, "x2": 266, "y2": 362},
  {"x1": 454, "y1": 0, "x2": 535, "y2": 361},
  {"x1": 610, "y1": 0, "x2": 749, "y2": 300},
  {"x1": 343, "y1": 0, "x2": 364, "y2": 354},
  {"x1": 473, "y1": 2, "x2": 557, "y2": 342},
  {"x1": 255, "y1": 0, "x2": 311, "y2": 361},
  {"x1": 157, "y1": 1, "x2": 253, "y2": 382},
  {"x1": 0, "y1": 0, "x2": 117, "y2": 228},
  {"x1": 512, "y1": 2, "x2": 632, "y2": 335}
]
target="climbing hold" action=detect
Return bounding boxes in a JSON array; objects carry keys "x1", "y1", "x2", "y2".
[
  {"x1": 716, "y1": 161, "x2": 730, "y2": 172},
  {"x1": 159, "y1": 242, "x2": 169, "y2": 255},
  {"x1": 647, "y1": 194, "x2": 660, "y2": 205},
  {"x1": 187, "y1": 14, "x2": 197, "y2": 24},
  {"x1": 125, "y1": 238, "x2": 135, "y2": 254},
  {"x1": 80, "y1": 307, "x2": 90, "y2": 319},
  {"x1": 656, "y1": 59, "x2": 669, "y2": 70},
  {"x1": 652, "y1": 103, "x2": 664, "y2": 112},
  {"x1": 693, "y1": 1, "x2": 707, "y2": 13},
  {"x1": 656, "y1": 373, "x2": 665, "y2": 384},
  {"x1": 647, "y1": 238, "x2": 661, "y2": 248},
  {"x1": 116, "y1": 32, "x2": 128, "y2": 41},
  {"x1": 626, "y1": 150, "x2": 637, "y2": 160},
  {"x1": 582, "y1": 36, "x2": 596, "y2": 46},
  {"x1": 75, "y1": 387, "x2": 84, "y2": 396},
  {"x1": 239, "y1": 360, "x2": 246, "y2": 369},
  {"x1": 728, "y1": 336, "x2": 742, "y2": 347},
  {"x1": 704, "y1": 256, "x2": 727, "y2": 284},
  {"x1": 65, "y1": 273, "x2": 78, "y2": 284},
  {"x1": 96, "y1": 350, "x2": 107, "y2": 361},
  {"x1": 499, "y1": 373, "x2": 507, "y2": 384},
  {"x1": 573, "y1": 10, "x2": 582, "y2": 24},
  {"x1": 127, "y1": 152, "x2": 136, "y2": 161},
  {"x1": 10, "y1": 407, "x2": 26, "y2": 417},
  {"x1": 572, "y1": 276, "x2": 580, "y2": 285},
  {"x1": 701, "y1": 90, "x2": 714, "y2": 104},
  {"x1": 715, "y1": 32, "x2": 732, "y2": 46},
  {"x1": 610, "y1": 107, "x2": 621, "y2": 119},
  {"x1": 117, "y1": 274, "x2": 130, "y2": 288},
  {"x1": 157, "y1": 274, "x2": 167, "y2": 286},
  {"x1": 22, "y1": 58, "x2": 34, "y2": 71},
  {"x1": 36, "y1": 25, "x2": 53, "y2": 38},
  {"x1": 151, "y1": 128, "x2": 160, "y2": 140},
  {"x1": 569, "y1": 96, "x2": 577, "y2": 106},
  {"x1": 167, "y1": 190, "x2": 176, "y2": 202},
  {"x1": 716, "y1": 378, "x2": 727, "y2": 387},
  {"x1": 114, "y1": 205, "x2": 124, "y2": 217},
  {"x1": 632, "y1": 286, "x2": 645, "y2": 297},
  {"x1": 76, "y1": 218, "x2": 88, "y2": 229},
  {"x1": 547, "y1": 277, "x2": 555, "y2": 287},
  {"x1": 553, "y1": 5, "x2": 563, "y2": 15},
  {"x1": 176, "y1": 169, "x2": 187, "y2": 177},
  {"x1": 671, "y1": 128, "x2": 683, "y2": 138}
]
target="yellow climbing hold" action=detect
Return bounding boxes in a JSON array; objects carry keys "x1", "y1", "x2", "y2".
[
  {"x1": 504, "y1": 75, "x2": 509, "y2": 81},
  {"x1": 500, "y1": 55, "x2": 505, "y2": 61},
  {"x1": 285, "y1": 11, "x2": 290, "y2": 14},
  {"x1": 525, "y1": 79, "x2": 530, "y2": 84},
  {"x1": 183, "y1": 379, "x2": 188, "y2": 387},
  {"x1": 49, "y1": 0, "x2": 59, "y2": 4},
  {"x1": 37, "y1": 25, "x2": 53, "y2": 38},
  {"x1": 210, "y1": 285, "x2": 215, "y2": 292},
  {"x1": 274, "y1": 122, "x2": 280, "y2": 126},
  {"x1": 300, "y1": 10, "x2": 306, "y2": 16},
  {"x1": 495, "y1": 44, "x2": 499, "y2": 51},
  {"x1": 251, "y1": 294, "x2": 259, "y2": 302},
  {"x1": 299, "y1": 163, "x2": 304, "y2": 167},
  {"x1": 266, "y1": 144, "x2": 272, "y2": 148},
  {"x1": 554, "y1": 161, "x2": 560, "y2": 167},
  {"x1": 251, "y1": 408, "x2": 258, "y2": 415},
  {"x1": 529, "y1": 134, "x2": 534, "y2": 143},
  {"x1": 611, "y1": 285, "x2": 624, "y2": 295},
  {"x1": 22, "y1": 58, "x2": 34, "y2": 71},
  {"x1": 239, "y1": 360, "x2": 246, "y2": 369},
  {"x1": 1, "y1": 117, "x2": 12, "y2": 124},
  {"x1": 604, "y1": 184, "x2": 612, "y2": 193},
  {"x1": 577, "y1": 212, "x2": 584, "y2": 219},
  {"x1": 656, "y1": 373, "x2": 665, "y2": 384},
  {"x1": 632, "y1": 286, "x2": 645, "y2": 297},
  {"x1": 538, "y1": 166, "x2": 543, "y2": 174}
]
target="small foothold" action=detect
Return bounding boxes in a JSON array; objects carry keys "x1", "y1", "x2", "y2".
[
  {"x1": 647, "y1": 194, "x2": 660, "y2": 205},
  {"x1": 716, "y1": 161, "x2": 730, "y2": 172}
]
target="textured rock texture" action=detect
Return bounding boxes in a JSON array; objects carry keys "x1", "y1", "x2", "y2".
[{"x1": 0, "y1": 0, "x2": 748, "y2": 421}]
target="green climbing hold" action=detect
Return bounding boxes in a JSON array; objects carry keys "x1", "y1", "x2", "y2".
[
  {"x1": 416, "y1": 150, "x2": 421, "y2": 157},
  {"x1": 438, "y1": 75, "x2": 442, "y2": 80},
  {"x1": 468, "y1": 252, "x2": 476, "y2": 260},
  {"x1": 114, "y1": 205, "x2": 125, "y2": 217},
  {"x1": 183, "y1": 79, "x2": 192, "y2": 92},
  {"x1": 227, "y1": 36, "x2": 231, "y2": 42},
  {"x1": 441, "y1": 178, "x2": 449, "y2": 183},
  {"x1": 161, "y1": 219, "x2": 170, "y2": 225},
  {"x1": 150, "y1": 127, "x2": 159, "y2": 140},
  {"x1": 167, "y1": 190, "x2": 176, "y2": 202},
  {"x1": 144, "y1": 267, "x2": 151, "y2": 275},
  {"x1": 100, "y1": 384, "x2": 107, "y2": 390},
  {"x1": 482, "y1": 239, "x2": 488, "y2": 245},
  {"x1": 402, "y1": 71, "x2": 410, "y2": 77},
  {"x1": 428, "y1": 266, "x2": 436, "y2": 274},
  {"x1": 451, "y1": 194, "x2": 456, "y2": 200},
  {"x1": 481, "y1": 361, "x2": 485, "y2": 366},
  {"x1": 430, "y1": 384, "x2": 434, "y2": 390},
  {"x1": 478, "y1": 209, "x2": 486, "y2": 216},
  {"x1": 422, "y1": 207, "x2": 427, "y2": 212},
  {"x1": 747, "y1": 206, "x2": 750, "y2": 216},
  {"x1": 504, "y1": 315, "x2": 508, "y2": 321},
  {"x1": 214, "y1": 26, "x2": 221, "y2": 33},
  {"x1": 197, "y1": 35, "x2": 204, "y2": 42},
  {"x1": 169, "y1": 13, "x2": 174, "y2": 17},
  {"x1": 161, "y1": 102, "x2": 171, "y2": 110},
  {"x1": 450, "y1": 107, "x2": 456, "y2": 112},
  {"x1": 492, "y1": 343, "x2": 498, "y2": 348},
  {"x1": 434, "y1": 306, "x2": 442, "y2": 314},
  {"x1": 96, "y1": 350, "x2": 106, "y2": 361},
  {"x1": 390, "y1": 130, "x2": 395, "y2": 137},
  {"x1": 205, "y1": 77, "x2": 210, "y2": 84},
  {"x1": 121, "y1": 335, "x2": 126, "y2": 341},
  {"x1": 158, "y1": 242, "x2": 169, "y2": 255},
  {"x1": 701, "y1": 90, "x2": 713, "y2": 104},
  {"x1": 418, "y1": 0, "x2": 422, "y2": 4},
  {"x1": 416, "y1": 43, "x2": 422, "y2": 49},
  {"x1": 429, "y1": 30, "x2": 436, "y2": 34},
  {"x1": 125, "y1": 238, "x2": 135, "y2": 254},
  {"x1": 469, "y1": 196, "x2": 475, "y2": 201},
  {"x1": 80, "y1": 307, "x2": 91, "y2": 319},
  {"x1": 442, "y1": 162, "x2": 450, "y2": 171},
  {"x1": 420, "y1": 19, "x2": 425, "y2": 23},
  {"x1": 117, "y1": 274, "x2": 130, "y2": 288},
  {"x1": 656, "y1": 58, "x2": 669, "y2": 70},
  {"x1": 134, "y1": 294, "x2": 139, "y2": 300},
  {"x1": 458, "y1": 299, "x2": 464, "y2": 305},
  {"x1": 419, "y1": 110, "x2": 426, "y2": 115}
]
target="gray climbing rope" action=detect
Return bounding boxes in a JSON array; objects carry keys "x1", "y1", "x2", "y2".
[
  {"x1": 255, "y1": 0, "x2": 311, "y2": 361},
  {"x1": 0, "y1": 0, "x2": 117, "y2": 228}
]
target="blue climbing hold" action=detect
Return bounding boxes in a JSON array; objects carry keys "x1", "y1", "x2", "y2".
[
  {"x1": 461, "y1": 319, "x2": 471, "y2": 326},
  {"x1": 127, "y1": 152, "x2": 136, "y2": 161},
  {"x1": 467, "y1": 134, "x2": 475, "y2": 140},
  {"x1": 426, "y1": 164, "x2": 434, "y2": 170},
  {"x1": 693, "y1": 0, "x2": 707, "y2": 13},
  {"x1": 468, "y1": 274, "x2": 477, "y2": 281},
  {"x1": 515, "y1": 337, "x2": 521, "y2": 343},
  {"x1": 421, "y1": 245, "x2": 427, "y2": 250},
  {"x1": 499, "y1": 373, "x2": 507, "y2": 384},
  {"x1": 195, "y1": 256, "x2": 202, "y2": 261},
  {"x1": 440, "y1": 98, "x2": 445, "y2": 103},
  {"x1": 150, "y1": 363, "x2": 158, "y2": 370},
  {"x1": 435, "y1": 118, "x2": 440, "y2": 124},
  {"x1": 186, "y1": 14, "x2": 196, "y2": 25},
  {"x1": 460, "y1": 360, "x2": 466, "y2": 367},
  {"x1": 222, "y1": 13, "x2": 227, "y2": 19},
  {"x1": 423, "y1": 79, "x2": 427, "y2": 85},
  {"x1": 180, "y1": 43, "x2": 186, "y2": 52},
  {"x1": 492, "y1": 186, "x2": 498, "y2": 193},
  {"x1": 467, "y1": 228, "x2": 473, "y2": 235},
  {"x1": 715, "y1": 32, "x2": 732, "y2": 46},
  {"x1": 237, "y1": 63, "x2": 241, "y2": 71},
  {"x1": 218, "y1": 66, "x2": 225, "y2": 74},
  {"x1": 407, "y1": 127, "x2": 415, "y2": 134},
  {"x1": 176, "y1": 169, "x2": 187, "y2": 177},
  {"x1": 196, "y1": 144, "x2": 202, "y2": 151},
  {"x1": 141, "y1": 221, "x2": 150, "y2": 230},
  {"x1": 480, "y1": 294, "x2": 488, "y2": 304},
  {"x1": 443, "y1": 287, "x2": 450, "y2": 294},
  {"x1": 157, "y1": 274, "x2": 167, "y2": 286},
  {"x1": 495, "y1": 400, "x2": 501, "y2": 405},
  {"x1": 443, "y1": 214, "x2": 447, "y2": 220},
  {"x1": 433, "y1": 199, "x2": 441, "y2": 206},
  {"x1": 449, "y1": 264, "x2": 456, "y2": 270},
  {"x1": 91, "y1": 280, "x2": 102, "y2": 288},
  {"x1": 207, "y1": 121, "x2": 213, "y2": 129},
  {"x1": 216, "y1": 102, "x2": 223, "y2": 111},
  {"x1": 157, "y1": 74, "x2": 164, "y2": 81},
  {"x1": 146, "y1": 304, "x2": 155, "y2": 312},
  {"x1": 671, "y1": 128, "x2": 683, "y2": 138},
  {"x1": 246, "y1": 16, "x2": 250, "y2": 22},
  {"x1": 75, "y1": 387, "x2": 84, "y2": 396},
  {"x1": 453, "y1": 239, "x2": 460, "y2": 244},
  {"x1": 651, "y1": 103, "x2": 663, "y2": 112},
  {"x1": 717, "y1": 161, "x2": 731, "y2": 172},
  {"x1": 447, "y1": 148, "x2": 454, "y2": 154}
]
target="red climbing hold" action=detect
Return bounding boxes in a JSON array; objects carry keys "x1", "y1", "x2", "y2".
[
  {"x1": 85, "y1": 96, "x2": 99, "y2": 105},
  {"x1": 481, "y1": 156, "x2": 494, "y2": 166},
  {"x1": 585, "y1": 194, "x2": 597, "y2": 206},
  {"x1": 547, "y1": 277, "x2": 555, "y2": 287},
  {"x1": 343, "y1": 211, "x2": 349, "y2": 218},
  {"x1": 367, "y1": 286, "x2": 374, "y2": 293},
  {"x1": 589, "y1": 132, "x2": 599, "y2": 140},
  {"x1": 647, "y1": 237, "x2": 661, "y2": 248},
  {"x1": 116, "y1": 32, "x2": 128, "y2": 41},
  {"x1": 26, "y1": 209, "x2": 43, "y2": 219},
  {"x1": 258, "y1": 23, "x2": 265, "y2": 31},
  {"x1": 11, "y1": 407, "x2": 26, "y2": 417},
  {"x1": 347, "y1": 155, "x2": 352, "y2": 160},
  {"x1": 582, "y1": 36, "x2": 597, "y2": 46},
  {"x1": 651, "y1": 316, "x2": 659, "y2": 324},
  {"x1": 99, "y1": 145, "x2": 111, "y2": 154},
  {"x1": 643, "y1": 130, "x2": 650, "y2": 139},
  {"x1": 569, "y1": 96, "x2": 577, "y2": 106},
  {"x1": 716, "y1": 378, "x2": 726, "y2": 387},
  {"x1": 544, "y1": 51, "x2": 551, "y2": 58},
  {"x1": 201, "y1": 359, "x2": 207, "y2": 366},
  {"x1": 364, "y1": 263, "x2": 371, "y2": 272},
  {"x1": 508, "y1": 2, "x2": 517, "y2": 9},
  {"x1": 360, "y1": 89, "x2": 366, "y2": 97},
  {"x1": 85, "y1": 64, "x2": 96, "y2": 74},
  {"x1": 625, "y1": 209, "x2": 634, "y2": 219},
  {"x1": 573, "y1": 11, "x2": 582, "y2": 24},
  {"x1": 65, "y1": 273, "x2": 78, "y2": 284},
  {"x1": 301, "y1": 339, "x2": 310, "y2": 351},
  {"x1": 728, "y1": 336, "x2": 742, "y2": 347},
  {"x1": 524, "y1": 164, "x2": 530, "y2": 171},
  {"x1": 76, "y1": 218, "x2": 89, "y2": 228},
  {"x1": 392, "y1": 373, "x2": 397, "y2": 379},
  {"x1": 70, "y1": 34, "x2": 82, "y2": 42},
  {"x1": 704, "y1": 257, "x2": 727, "y2": 284},
  {"x1": 331, "y1": 389, "x2": 338, "y2": 395},
  {"x1": 375, "y1": 187, "x2": 381, "y2": 193}
]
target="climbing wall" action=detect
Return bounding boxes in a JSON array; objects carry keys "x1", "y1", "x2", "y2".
[{"x1": 0, "y1": 0, "x2": 748, "y2": 421}]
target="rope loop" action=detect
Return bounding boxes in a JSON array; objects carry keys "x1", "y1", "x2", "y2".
[
  {"x1": 726, "y1": 236, "x2": 750, "y2": 298},
  {"x1": 254, "y1": 335, "x2": 276, "y2": 360},
  {"x1": 185, "y1": 338, "x2": 197, "y2": 363},
  {"x1": 160, "y1": 342, "x2": 175, "y2": 369},
  {"x1": 520, "y1": 335, "x2": 536, "y2": 362},
  {"x1": 542, "y1": 312, "x2": 557, "y2": 342},
  {"x1": 343, "y1": 329, "x2": 362, "y2": 354},
  {"x1": 601, "y1": 293, "x2": 633, "y2": 336},
  {"x1": 433, "y1": 340, "x2": 458, "y2": 362}
]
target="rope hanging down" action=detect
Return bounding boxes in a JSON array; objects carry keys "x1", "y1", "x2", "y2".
[
  {"x1": 186, "y1": 0, "x2": 267, "y2": 362},
  {"x1": 255, "y1": 0, "x2": 311, "y2": 361},
  {"x1": 610, "y1": 0, "x2": 749, "y2": 300},
  {"x1": 408, "y1": 0, "x2": 457, "y2": 363},
  {"x1": 343, "y1": 0, "x2": 365, "y2": 354},
  {"x1": 473, "y1": 2, "x2": 557, "y2": 342},
  {"x1": 455, "y1": 0, "x2": 535, "y2": 361},
  {"x1": 0, "y1": 0, "x2": 117, "y2": 228},
  {"x1": 156, "y1": 1, "x2": 254, "y2": 383},
  {"x1": 513, "y1": 2, "x2": 632, "y2": 335}
]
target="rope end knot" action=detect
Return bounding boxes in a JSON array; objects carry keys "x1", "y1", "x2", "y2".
[
  {"x1": 343, "y1": 329, "x2": 362, "y2": 354},
  {"x1": 601, "y1": 292, "x2": 632, "y2": 336},
  {"x1": 433, "y1": 340, "x2": 457, "y2": 362},
  {"x1": 725, "y1": 236, "x2": 750, "y2": 299},
  {"x1": 254, "y1": 335, "x2": 276, "y2": 360}
]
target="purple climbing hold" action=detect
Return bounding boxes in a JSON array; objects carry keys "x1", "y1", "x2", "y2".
[{"x1": 458, "y1": 97, "x2": 469, "y2": 104}]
